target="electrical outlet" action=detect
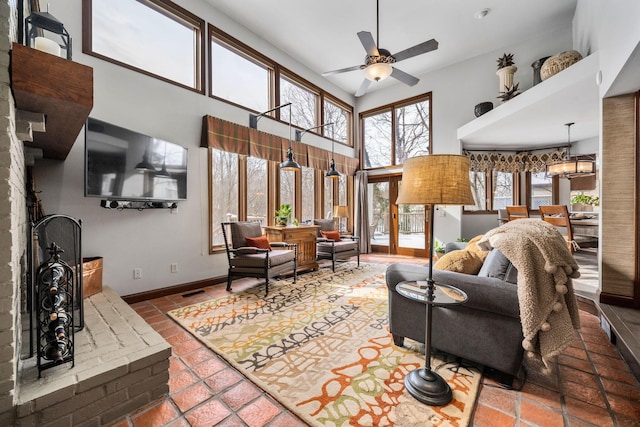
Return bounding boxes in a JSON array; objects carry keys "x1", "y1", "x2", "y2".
[
  {"x1": 133, "y1": 268, "x2": 142, "y2": 279},
  {"x1": 171, "y1": 263, "x2": 178, "y2": 273}
]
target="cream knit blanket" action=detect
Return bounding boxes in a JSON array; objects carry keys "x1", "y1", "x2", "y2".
[{"x1": 478, "y1": 219, "x2": 581, "y2": 369}]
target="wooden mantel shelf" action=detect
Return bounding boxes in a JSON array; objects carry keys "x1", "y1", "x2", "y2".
[{"x1": 10, "y1": 43, "x2": 93, "y2": 160}]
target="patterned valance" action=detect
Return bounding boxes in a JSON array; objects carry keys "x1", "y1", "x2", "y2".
[
  {"x1": 201, "y1": 115, "x2": 358, "y2": 175},
  {"x1": 464, "y1": 149, "x2": 567, "y2": 173}
]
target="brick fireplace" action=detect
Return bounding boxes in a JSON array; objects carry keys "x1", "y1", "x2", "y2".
[{"x1": 0, "y1": 2, "x2": 171, "y2": 425}]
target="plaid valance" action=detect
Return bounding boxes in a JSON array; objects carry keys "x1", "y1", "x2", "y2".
[
  {"x1": 464, "y1": 149, "x2": 567, "y2": 173},
  {"x1": 201, "y1": 115, "x2": 357, "y2": 175}
]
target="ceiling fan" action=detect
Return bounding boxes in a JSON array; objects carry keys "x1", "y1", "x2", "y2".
[{"x1": 322, "y1": 0, "x2": 439, "y2": 97}]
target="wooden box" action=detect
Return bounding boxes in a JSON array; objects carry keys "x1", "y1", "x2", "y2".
[{"x1": 82, "y1": 257, "x2": 103, "y2": 298}]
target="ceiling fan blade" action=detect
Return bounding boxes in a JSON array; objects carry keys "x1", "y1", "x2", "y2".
[
  {"x1": 355, "y1": 79, "x2": 372, "y2": 97},
  {"x1": 391, "y1": 67, "x2": 419, "y2": 86},
  {"x1": 392, "y1": 39, "x2": 439, "y2": 62},
  {"x1": 357, "y1": 31, "x2": 379, "y2": 57},
  {"x1": 322, "y1": 65, "x2": 364, "y2": 77}
]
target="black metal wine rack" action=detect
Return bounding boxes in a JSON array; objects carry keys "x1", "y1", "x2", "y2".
[{"x1": 35, "y1": 243, "x2": 75, "y2": 376}]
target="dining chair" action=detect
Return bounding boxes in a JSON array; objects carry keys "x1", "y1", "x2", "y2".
[
  {"x1": 539, "y1": 205, "x2": 575, "y2": 252},
  {"x1": 506, "y1": 205, "x2": 530, "y2": 221}
]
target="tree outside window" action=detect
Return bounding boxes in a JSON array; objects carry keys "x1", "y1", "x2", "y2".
[{"x1": 210, "y1": 149, "x2": 238, "y2": 245}]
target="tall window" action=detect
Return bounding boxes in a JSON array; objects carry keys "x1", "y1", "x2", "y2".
[
  {"x1": 362, "y1": 94, "x2": 432, "y2": 169},
  {"x1": 363, "y1": 111, "x2": 392, "y2": 168},
  {"x1": 301, "y1": 168, "x2": 315, "y2": 223},
  {"x1": 280, "y1": 169, "x2": 296, "y2": 218},
  {"x1": 247, "y1": 157, "x2": 267, "y2": 224},
  {"x1": 280, "y1": 76, "x2": 317, "y2": 129},
  {"x1": 324, "y1": 177, "x2": 334, "y2": 219},
  {"x1": 210, "y1": 149, "x2": 238, "y2": 245},
  {"x1": 324, "y1": 99, "x2": 350, "y2": 145},
  {"x1": 466, "y1": 170, "x2": 515, "y2": 212},
  {"x1": 87, "y1": 0, "x2": 204, "y2": 91},
  {"x1": 530, "y1": 172, "x2": 553, "y2": 209},
  {"x1": 210, "y1": 37, "x2": 270, "y2": 112}
]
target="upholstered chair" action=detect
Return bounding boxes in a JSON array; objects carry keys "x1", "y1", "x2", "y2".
[
  {"x1": 313, "y1": 219, "x2": 360, "y2": 272},
  {"x1": 221, "y1": 221, "x2": 297, "y2": 295}
]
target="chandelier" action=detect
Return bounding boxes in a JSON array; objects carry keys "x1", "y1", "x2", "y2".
[{"x1": 546, "y1": 123, "x2": 595, "y2": 178}]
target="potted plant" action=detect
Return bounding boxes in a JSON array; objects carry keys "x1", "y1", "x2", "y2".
[
  {"x1": 433, "y1": 240, "x2": 446, "y2": 260},
  {"x1": 571, "y1": 192, "x2": 596, "y2": 212},
  {"x1": 496, "y1": 53, "x2": 519, "y2": 102},
  {"x1": 274, "y1": 203, "x2": 292, "y2": 226}
]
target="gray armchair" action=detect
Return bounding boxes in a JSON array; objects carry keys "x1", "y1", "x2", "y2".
[
  {"x1": 385, "y1": 247, "x2": 525, "y2": 379},
  {"x1": 221, "y1": 222, "x2": 297, "y2": 296},
  {"x1": 313, "y1": 219, "x2": 360, "y2": 272}
]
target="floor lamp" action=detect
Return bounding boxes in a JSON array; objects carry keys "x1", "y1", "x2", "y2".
[{"x1": 395, "y1": 154, "x2": 475, "y2": 405}]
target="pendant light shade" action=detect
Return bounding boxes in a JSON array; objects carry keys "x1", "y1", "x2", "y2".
[
  {"x1": 280, "y1": 103, "x2": 301, "y2": 171},
  {"x1": 546, "y1": 123, "x2": 596, "y2": 178},
  {"x1": 325, "y1": 159, "x2": 341, "y2": 178},
  {"x1": 135, "y1": 146, "x2": 156, "y2": 172}
]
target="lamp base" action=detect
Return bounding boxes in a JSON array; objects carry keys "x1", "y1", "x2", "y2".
[{"x1": 404, "y1": 367, "x2": 453, "y2": 406}]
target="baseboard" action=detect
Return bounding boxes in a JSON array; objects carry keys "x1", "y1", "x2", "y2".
[
  {"x1": 122, "y1": 275, "x2": 227, "y2": 304},
  {"x1": 598, "y1": 292, "x2": 638, "y2": 308}
]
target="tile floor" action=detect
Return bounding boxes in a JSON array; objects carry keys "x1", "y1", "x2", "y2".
[{"x1": 108, "y1": 255, "x2": 640, "y2": 427}]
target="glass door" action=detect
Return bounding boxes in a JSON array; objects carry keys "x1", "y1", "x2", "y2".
[{"x1": 368, "y1": 176, "x2": 428, "y2": 257}]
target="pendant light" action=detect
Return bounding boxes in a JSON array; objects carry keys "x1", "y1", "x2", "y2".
[
  {"x1": 326, "y1": 124, "x2": 341, "y2": 179},
  {"x1": 546, "y1": 122, "x2": 595, "y2": 178},
  {"x1": 156, "y1": 143, "x2": 171, "y2": 177},
  {"x1": 280, "y1": 103, "x2": 301, "y2": 171},
  {"x1": 135, "y1": 145, "x2": 156, "y2": 172}
]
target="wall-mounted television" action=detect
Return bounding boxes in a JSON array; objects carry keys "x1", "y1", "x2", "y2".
[{"x1": 85, "y1": 118, "x2": 187, "y2": 202}]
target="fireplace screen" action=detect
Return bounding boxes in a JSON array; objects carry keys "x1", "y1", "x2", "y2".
[{"x1": 28, "y1": 215, "x2": 83, "y2": 376}]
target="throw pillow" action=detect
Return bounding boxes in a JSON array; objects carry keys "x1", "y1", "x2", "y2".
[
  {"x1": 434, "y1": 249, "x2": 484, "y2": 275},
  {"x1": 320, "y1": 230, "x2": 341, "y2": 242},
  {"x1": 477, "y1": 249, "x2": 518, "y2": 284},
  {"x1": 245, "y1": 235, "x2": 271, "y2": 250},
  {"x1": 465, "y1": 234, "x2": 489, "y2": 261}
]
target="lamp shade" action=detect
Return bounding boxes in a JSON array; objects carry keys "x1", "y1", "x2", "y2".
[
  {"x1": 396, "y1": 155, "x2": 474, "y2": 205},
  {"x1": 364, "y1": 63, "x2": 393, "y2": 82},
  {"x1": 333, "y1": 205, "x2": 349, "y2": 218},
  {"x1": 546, "y1": 158, "x2": 595, "y2": 178}
]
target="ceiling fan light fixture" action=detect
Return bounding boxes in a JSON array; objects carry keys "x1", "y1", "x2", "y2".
[{"x1": 364, "y1": 62, "x2": 393, "y2": 82}]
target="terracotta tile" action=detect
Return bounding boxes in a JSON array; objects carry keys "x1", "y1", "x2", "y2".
[
  {"x1": 106, "y1": 419, "x2": 131, "y2": 427},
  {"x1": 269, "y1": 413, "x2": 309, "y2": 427},
  {"x1": 205, "y1": 368, "x2": 244, "y2": 393},
  {"x1": 471, "y1": 402, "x2": 516, "y2": 427},
  {"x1": 562, "y1": 345, "x2": 589, "y2": 360},
  {"x1": 475, "y1": 384, "x2": 517, "y2": 414},
  {"x1": 164, "y1": 418, "x2": 191, "y2": 427},
  {"x1": 564, "y1": 396, "x2": 615, "y2": 427},
  {"x1": 584, "y1": 341, "x2": 621, "y2": 358},
  {"x1": 166, "y1": 331, "x2": 193, "y2": 346},
  {"x1": 601, "y1": 377, "x2": 640, "y2": 401},
  {"x1": 608, "y1": 393, "x2": 640, "y2": 420},
  {"x1": 237, "y1": 396, "x2": 281, "y2": 427},
  {"x1": 520, "y1": 381, "x2": 562, "y2": 410},
  {"x1": 169, "y1": 356, "x2": 187, "y2": 376},
  {"x1": 157, "y1": 325, "x2": 185, "y2": 339},
  {"x1": 169, "y1": 370, "x2": 199, "y2": 394},
  {"x1": 222, "y1": 381, "x2": 262, "y2": 411},
  {"x1": 520, "y1": 399, "x2": 564, "y2": 427},
  {"x1": 594, "y1": 364, "x2": 639, "y2": 385},
  {"x1": 557, "y1": 354, "x2": 593, "y2": 373},
  {"x1": 171, "y1": 382, "x2": 214, "y2": 413},
  {"x1": 615, "y1": 413, "x2": 640, "y2": 427},
  {"x1": 525, "y1": 366, "x2": 560, "y2": 392},
  {"x1": 561, "y1": 380, "x2": 607, "y2": 408},
  {"x1": 184, "y1": 399, "x2": 231, "y2": 427},
  {"x1": 193, "y1": 357, "x2": 227, "y2": 379},
  {"x1": 172, "y1": 339, "x2": 203, "y2": 356},
  {"x1": 131, "y1": 400, "x2": 179, "y2": 427},
  {"x1": 590, "y1": 352, "x2": 630, "y2": 370},
  {"x1": 142, "y1": 313, "x2": 167, "y2": 325},
  {"x1": 559, "y1": 365, "x2": 600, "y2": 389},
  {"x1": 566, "y1": 416, "x2": 602, "y2": 427},
  {"x1": 181, "y1": 348, "x2": 214, "y2": 367},
  {"x1": 581, "y1": 330, "x2": 612, "y2": 346},
  {"x1": 214, "y1": 415, "x2": 247, "y2": 427}
]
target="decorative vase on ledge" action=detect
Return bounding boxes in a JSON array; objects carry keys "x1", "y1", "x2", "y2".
[
  {"x1": 474, "y1": 102, "x2": 494, "y2": 117},
  {"x1": 531, "y1": 56, "x2": 551, "y2": 86},
  {"x1": 540, "y1": 50, "x2": 583, "y2": 81},
  {"x1": 496, "y1": 65, "x2": 517, "y2": 94}
]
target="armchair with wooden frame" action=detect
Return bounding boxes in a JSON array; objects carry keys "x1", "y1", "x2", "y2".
[
  {"x1": 221, "y1": 221, "x2": 297, "y2": 296},
  {"x1": 313, "y1": 219, "x2": 360, "y2": 272},
  {"x1": 506, "y1": 205, "x2": 530, "y2": 221}
]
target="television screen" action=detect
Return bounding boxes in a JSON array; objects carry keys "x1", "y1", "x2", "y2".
[{"x1": 85, "y1": 118, "x2": 187, "y2": 201}]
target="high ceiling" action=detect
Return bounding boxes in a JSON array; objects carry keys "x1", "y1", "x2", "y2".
[{"x1": 205, "y1": 0, "x2": 578, "y2": 97}]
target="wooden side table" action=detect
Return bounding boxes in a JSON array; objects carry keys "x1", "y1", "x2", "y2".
[{"x1": 264, "y1": 225, "x2": 319, "y2": 272}]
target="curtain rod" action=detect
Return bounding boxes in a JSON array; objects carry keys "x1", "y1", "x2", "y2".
[{"x1": 463, "y1": 144, "x2": 570, "y2": 154}]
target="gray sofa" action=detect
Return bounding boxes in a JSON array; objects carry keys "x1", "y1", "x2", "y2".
[{"x1": 385, "y1": 246, "x2": 525, "y2": 378}]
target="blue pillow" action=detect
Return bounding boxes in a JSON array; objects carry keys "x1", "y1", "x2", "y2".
[{"x1": 478, "y1": 249, "x2": 518, "y2": 284}]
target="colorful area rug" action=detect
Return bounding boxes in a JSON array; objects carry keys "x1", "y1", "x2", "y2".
[{"x1": 167, "y1": 263, "x2": 482, "y2": 426}]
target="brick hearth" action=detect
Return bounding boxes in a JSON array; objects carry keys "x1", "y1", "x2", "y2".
[{"x1": 16, "y1": 287, "x2": 171, "y2": 426}]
